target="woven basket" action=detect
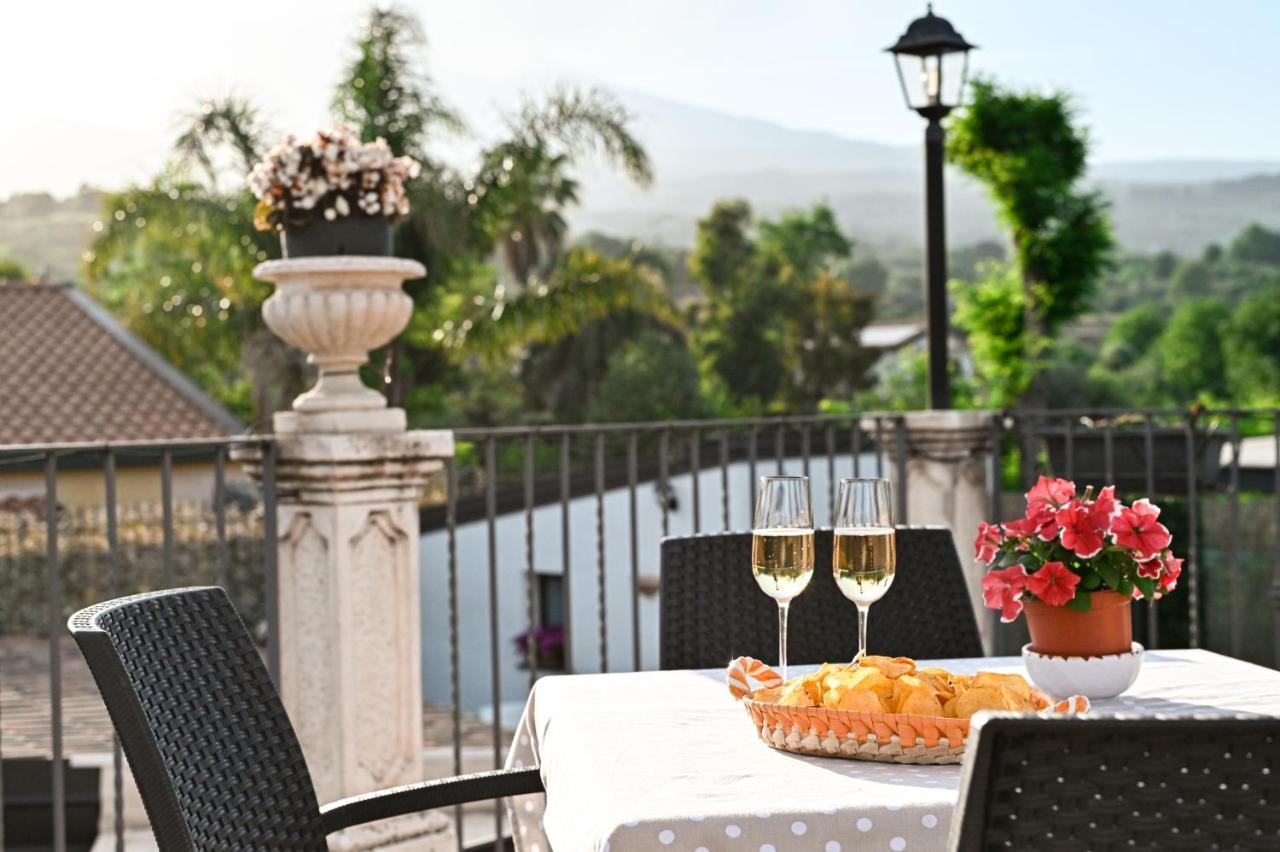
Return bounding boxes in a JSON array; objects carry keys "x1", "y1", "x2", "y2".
[{"x1": 727, "y1": 656, "x2": 1090, "y2": 765}]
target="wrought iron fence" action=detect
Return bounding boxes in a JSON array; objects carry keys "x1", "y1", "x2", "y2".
[
  {"x1": 0, "y1": 436, "x2": 276, "y2": 852},
  {"x1": 3, "y1": 407, "x2": 1278, "y2": 852}
]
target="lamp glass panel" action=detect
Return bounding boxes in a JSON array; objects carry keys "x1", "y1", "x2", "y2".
[
  {"x1": 895, "y1": 53, "x2": 933, "y2": 109},
  {"x1": 940, "y1": 51, "x2": 970, "y2": 108}
]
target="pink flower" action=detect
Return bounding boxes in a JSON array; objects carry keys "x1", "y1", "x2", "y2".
[
  {"x1": 974, "y1": 522, "x2": 1005, "y2": 564},
  {"x1": 1056, "y1": 500, "x2": 1106, "y2": 558},
  {"x1": 1087, "y1": 485, "x2": 1119, "y2": 529},
  {"x1": 1159, "y1": 554, "x2": 1183, "y2": 591},
  {"x1": 1136, "y1": 557, "x2": 1162, "y2": 580},
  {"x1": 1111, "y1": 499, "x2": 1172, "y2": 560},
  {"x1": 1026, "y1": 475, "x2": 1076, "y2": 516},
  {"x1": 982, "y1": 565, "x2": 1028, "y2": 623},
  {"x1": 1025, "y1": 560, "x2": 1081, "y2": 607},
  {"x1": 1002, "y1": 516, "x2": 1039, "y2": 544},
  {"x1": 1024, "y1": 476, "x2": 1074, "y2": 542}
]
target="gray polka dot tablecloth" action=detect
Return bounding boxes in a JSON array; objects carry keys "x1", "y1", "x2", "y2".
[{"x1": 504, "y1": 650, "x2": 1280, "y2": 851}]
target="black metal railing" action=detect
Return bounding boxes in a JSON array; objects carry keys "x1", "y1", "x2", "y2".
[
  {"x1": 4, "y1": 406, "x2": 1278, "y2": 852},
  {"x1": 0, "y1": 436, "x2": 277, "y2": 852}
]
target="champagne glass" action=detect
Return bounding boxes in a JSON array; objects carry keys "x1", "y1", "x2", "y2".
[
  {"x1": 833, "y1": 478, "x2": 896, "y2": 664},
  {"x1": 752, "y1": 475, "x2": 814, "y2": 681}
]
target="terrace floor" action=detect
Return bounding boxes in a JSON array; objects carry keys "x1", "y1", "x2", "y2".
[{"x1": 1, "y1": 636, "x2": 510, "y2": 759}]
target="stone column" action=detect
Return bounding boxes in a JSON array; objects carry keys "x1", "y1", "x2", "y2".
[
  {"x1": 236, "y1": 257, "x2": 454, "y2": 850},
  {"x1": 881, "y1": 410, "x2": 997, "y2": 652}
]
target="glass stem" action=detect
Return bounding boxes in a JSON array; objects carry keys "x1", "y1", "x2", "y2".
[
  {"x1": 855, "y1": 604, "x2": 870, "y2": 663},
  {"x1": 778, "y1": 601, "x2": 790, "y2": 682}
]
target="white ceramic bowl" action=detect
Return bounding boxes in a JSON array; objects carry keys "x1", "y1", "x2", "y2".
[{"x1": 1021, "y1": 642, "x2": 1144, "y2": 700}]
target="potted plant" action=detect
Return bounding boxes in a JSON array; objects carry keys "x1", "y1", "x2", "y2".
[
  {"x1": 248, "y1": 124, "x2": 419, "y2": 257},
  {"x1": 515, "y1": 625, "x2": 566, "y2": 672},
  {"x1": 976, "y1": 475, "x2": 1182, "y2": 658}
]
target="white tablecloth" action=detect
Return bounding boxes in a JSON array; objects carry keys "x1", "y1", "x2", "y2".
[{"x1": 504, "y1": 650, "x2": 1280, "y2": 851}]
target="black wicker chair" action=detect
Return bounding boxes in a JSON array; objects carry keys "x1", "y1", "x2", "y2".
[
  {"x1": 68, "y1": 586, "x2": 542, "y2": 851},
  {"x1": 659, "y1": 525, "x2": 982, "y2": 670},
  {"x1": 949, "y1": 714, "x2": 1280, "y2": 851}
]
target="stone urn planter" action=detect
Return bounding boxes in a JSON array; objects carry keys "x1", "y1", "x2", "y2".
[{"x1": 254, "y1": 256, "x2": 424, "y2": 434}]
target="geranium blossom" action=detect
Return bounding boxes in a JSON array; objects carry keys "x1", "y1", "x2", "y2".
[
  {"x1": 1025, "y1": 476, "x2": 1074, "y2": 541},
  {"x1": 981, "y1": 564, "x2": 1028, "y2": 623},
  {"x1": 1158, "y1": 554, "x2": 1184, "y2": 591},
  {"x1": 1026, "y1": 476, "x2": 1076, "y2": 516},
  {"x1": 1136, "y1": 557, "x2": 1162, "y2": 579},
  {"x1": 1087, "y1": 485, "x2": 1119, "y2": 528},
  {"x1": 978, "y1": 481, "x2": 1180, "y2": 621},
  {"x1": 1024, "y1": 560, "x2": 1081, "y2": 607},
  {"x1": 974, "y1": 522, "x2": 1004, "y2": 564},
  {"x1": 1111, "y1": 499, "x2": 1172, "y2": 560},
  {"x1": 1056, "y1": 500, "x2": 1106, "y2": 558}
]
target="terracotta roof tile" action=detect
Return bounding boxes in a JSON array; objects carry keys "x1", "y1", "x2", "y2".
[{"x1": 0, "y1": 282, "x2": 240, "y2": 444}]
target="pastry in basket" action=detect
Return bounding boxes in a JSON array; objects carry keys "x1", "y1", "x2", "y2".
[
  {"x1": 725, "y1": 655, "x2": 1089, "y2": 765},
  {"x1": 743, "y1": 656, "x2": 1045, "y2": 719}
]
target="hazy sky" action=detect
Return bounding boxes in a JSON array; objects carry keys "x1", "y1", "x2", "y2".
[{"x1": 4, "y1": 0, "x2": 1277, "y2": 197}]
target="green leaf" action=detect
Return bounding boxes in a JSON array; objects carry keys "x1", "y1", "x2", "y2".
[
  {"x1": 1065, "y1": 590, "x2": 1093, "y2": 613},
  {"x1": 1096, "y1": 562, "x2": 1122, "y2": 591},
  {"x1": 1134, "y1": 576, "x2": 1156, "y2": 600},
  {"x1": 1080, "y1": 571, "x2": 1102, "y2": 591}
]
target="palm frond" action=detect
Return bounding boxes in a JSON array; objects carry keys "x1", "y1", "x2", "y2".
[
  {"x1": 509, "y1": 86, "x2": 652, "y2": 187},
  {"x1": 447, "y1": 250, "x2": 679, "y2": 357},
  {"x1": 332, "y1": 4, "x2": 464, "y2": 158},
  {"x1": 173, "y1": 96, "x2": 267, "y2": 187}
]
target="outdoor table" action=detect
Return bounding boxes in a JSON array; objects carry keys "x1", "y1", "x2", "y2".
[{"x1": 504, "y1": 649, "x2": 1280, "y2": 851}]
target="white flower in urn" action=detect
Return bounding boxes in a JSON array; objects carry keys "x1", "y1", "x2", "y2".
[{"x1": 248, "y1": 123, "x2": 420, "y2": 233}]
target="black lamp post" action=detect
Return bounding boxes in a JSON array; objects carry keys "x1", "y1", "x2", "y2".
[{"x1": 887, "y1": 4, "x2": 975, "y2": 410}]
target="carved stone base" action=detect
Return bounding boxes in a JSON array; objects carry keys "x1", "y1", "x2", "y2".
[
  {"x1": 328, "y1": 811, "x2": 454, "y2": 852},
  {"x1": 881, "y1": 410, "x2": 997, "y2": 652},
  {"x1": 233, "y1": 429, "x2": 455, "y2": 830}
]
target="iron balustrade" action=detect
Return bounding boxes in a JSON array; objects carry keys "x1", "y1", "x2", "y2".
[
  {"x1": 0, "y1": 436, "x2": 277, "y2": 852},
  {"x1": 3, "y1": 407, "x2": 1279, "y2": 852}
]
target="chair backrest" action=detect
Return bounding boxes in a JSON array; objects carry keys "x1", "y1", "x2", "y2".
[
  {"x1": 659, "y1": 526, "x2": 982, "y2": 670},
  {"x1": 68, "y1": 587, "x2": 327, "y2": 851},
  {"x1": 950, "y1": 714, "x2": 1280, "y2": 851}
]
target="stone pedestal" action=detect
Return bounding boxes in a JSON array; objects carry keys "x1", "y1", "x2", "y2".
[
  {"x1": 238, "y1": 257, "x2": 455, "y2": 850},
  {"x1": 881, "y1": 410, "x2": 997, "y2": 652}
]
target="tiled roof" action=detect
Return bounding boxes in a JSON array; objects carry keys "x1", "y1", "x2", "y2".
[{"x1": 0, "y1": 282, "x2": 241, "y2": 444}]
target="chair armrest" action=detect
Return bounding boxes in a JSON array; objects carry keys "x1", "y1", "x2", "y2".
[{"x1": 320, "y1": 767, "x2": 544, "y2": 834}]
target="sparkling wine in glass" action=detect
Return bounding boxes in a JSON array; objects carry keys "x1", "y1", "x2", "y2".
[
  {"x1": 752, "y1": 476, "x2": 814, "y2": 682},
  {"x1": 833, "y1": 478, "x2": 896, "y2": 663}
]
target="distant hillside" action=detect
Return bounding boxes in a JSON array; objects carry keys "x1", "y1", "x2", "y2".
[
  {"x1": 572, "y1": 92, "x2": 1280, "y2": 253},
  {"x1": 3, "y1": 92, "x2": 1279, "y2": 280},
  {"x1": 0, "y1": 189, "x2": 100, "y2": 280}
]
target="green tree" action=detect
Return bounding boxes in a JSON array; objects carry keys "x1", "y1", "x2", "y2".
[
  {"x1": 590, "y1": 328, "x2": 706, "y2": 422},
  {"x1": 1149, "y1": 299, "x2": 1231, "y2": 403},
  {"x1": 947, "y1": 77, "x2": 1113, "y2": 404},
  {"x1": 0, "y1": 255, "x2": 31, "y2": 281},
  {"x1": 1170, "y1": 259, "x2": 1213, "y2": 299},
  {"x1": 688, "y1": 200, "x2": 874, "y2": 411},
  {"x1": 1099, "y1": 303, "x2": 1164, "y2": 369},
  {"x1": 84, "y1": 5, "x2": 662, "y2": 428},
  {"x1": 1226, "y1": 284, "x2": 1280, "y2": 404},
  {"x1": 1228, "y1": 224, "x2": 1280, "y2": 267},
  {"x1": 477, "y1": 87, "x2": 652, "y2": 289},
  {"x1": 951, "y1": 261, "x2": 1039, "y2": 407}
]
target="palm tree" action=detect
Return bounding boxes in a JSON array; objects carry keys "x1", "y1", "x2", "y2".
[
  {"x1": 478, "y1": 87, "x2": 653, "y2": 289},
  {"x1": 87, "y1": 4, "x2": 667, "y2": 426}
]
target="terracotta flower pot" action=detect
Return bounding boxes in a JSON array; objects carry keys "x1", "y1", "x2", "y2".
[{"x1": 1024, "y1": 590, "x2": 1132, "y2": 658}]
